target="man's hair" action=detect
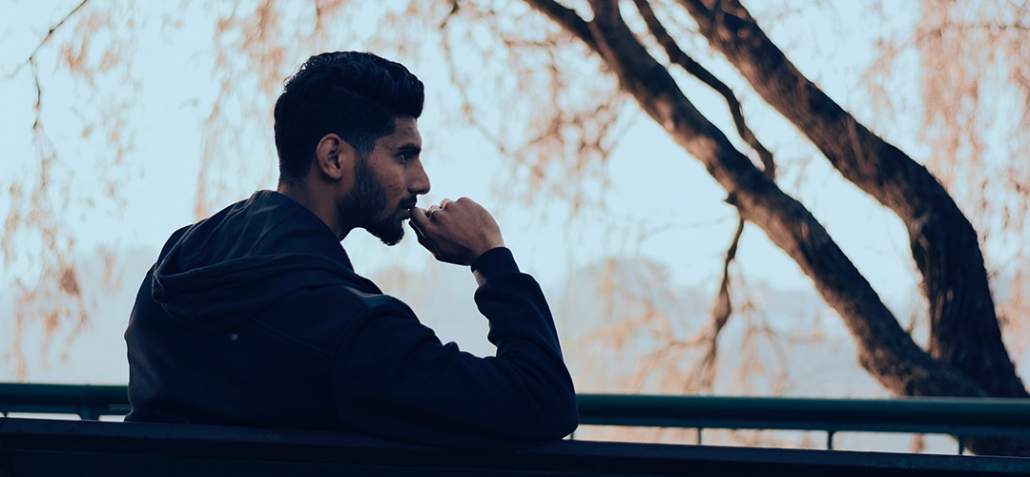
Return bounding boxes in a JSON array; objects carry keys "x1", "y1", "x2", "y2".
[{"x1": 273, "y1": 51, "x2": 424, "y2": 182}]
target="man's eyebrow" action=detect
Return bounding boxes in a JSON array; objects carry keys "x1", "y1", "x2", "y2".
[{"x1": 395, "y1": 143, "x2": 421, "y2": 153}]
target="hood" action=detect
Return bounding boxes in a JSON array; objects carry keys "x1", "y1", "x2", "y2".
[{"x1": 151, "y1": 190, "x2": 371, "y2": 327}]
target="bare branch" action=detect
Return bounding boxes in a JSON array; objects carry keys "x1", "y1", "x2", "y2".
[
  {"x1": 694, "y1": 215, "x2": 744, "y2": 389},
  {"x1": 9, "y1": 0, "x2": 92, "y2": 163},
  {"x1": 30, "y1": 59, "x2": 43, "y2": 131},
  {"x1": 923, "y1": 20, "x2": 1030, "y2": 37},
  {"x1": 524, "y1": 0, "x2": 596, "y2": 49},
  {"x1": 439, "y1": 23, "x2": 512, "y2": 157},
  {"x1": 700, "y1": 216, "x2": 741, "y2": 387},
  {"x1": 313, "y1": 0, "x2": 323, "y2": 33},
  {"x1": 438, "y1": 0, "x2": 460, "y2": 29},
  {"x1": 5, "y1": 0, "x2": 91, "y2": 80}
]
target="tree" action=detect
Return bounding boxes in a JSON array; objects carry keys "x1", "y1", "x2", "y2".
[
  {"x1": 518, "y1": 0, "x2": 1027, "y2": 455},
  {"x1": 4, "y1": 0, "x2": 1027, "y2": 455}
]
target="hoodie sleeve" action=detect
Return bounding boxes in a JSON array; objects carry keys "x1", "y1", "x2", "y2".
[{"x1": 331, "y1": 247, "x2": 578, "y2": 447}]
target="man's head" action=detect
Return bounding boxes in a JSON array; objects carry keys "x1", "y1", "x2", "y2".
[{"x1": 274, "y1": 51, "x2": 429, "y2": 245}]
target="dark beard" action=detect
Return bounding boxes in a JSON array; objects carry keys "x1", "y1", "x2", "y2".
[{"x1": 342, "y1": 157, "x2": 405, "y2": 246}]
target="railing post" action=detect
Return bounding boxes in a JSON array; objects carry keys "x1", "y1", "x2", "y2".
[
  {"x1": 79, "y1": 403, "x2": 99, "y2": 421},
  {"x1": 696, "y1": 428, "x2": 703, "y2": 445},
  {"x1": 826, "y1": 430, "x2": 835, "y2": 450},
  {"x1": 957, "y1": 436, "x2": 965, "y2": 455}
]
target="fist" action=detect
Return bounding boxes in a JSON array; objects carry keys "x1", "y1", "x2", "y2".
[{"x1": 409, "y1": 197, "x2": 504, "y2": 266}]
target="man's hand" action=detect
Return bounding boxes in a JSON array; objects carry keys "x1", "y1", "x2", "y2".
[{"x1": 409, "y1": 197, "x2": 504, "y2": 266}]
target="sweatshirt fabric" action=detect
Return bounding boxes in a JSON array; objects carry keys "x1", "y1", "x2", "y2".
[{"x1": 124, "y1": 190, "x2": 578, "y2": 447}]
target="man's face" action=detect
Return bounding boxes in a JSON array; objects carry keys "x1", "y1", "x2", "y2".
[{"x1": 340, "y1": 117, "x2": 429, "y2": 245}]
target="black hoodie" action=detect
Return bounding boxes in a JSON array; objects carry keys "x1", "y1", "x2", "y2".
[{"x1": 125, "y1": 190, "x2": 578, "y2": 447}]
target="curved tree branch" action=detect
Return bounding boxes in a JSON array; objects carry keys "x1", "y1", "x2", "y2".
[
  {"x1": 524, "y1": 0, "x2": 596, "y2": 49},
  {"x1": 679, "y1": 0, "x2": 1026, "y2": 404},
  {"x1": 631, "y1": 0, "x2": 774, "y2": 177}
]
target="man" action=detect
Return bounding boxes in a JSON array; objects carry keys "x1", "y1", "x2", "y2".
[{"x1": 124, "y1": 51, "x2": 578, "y2": 447}]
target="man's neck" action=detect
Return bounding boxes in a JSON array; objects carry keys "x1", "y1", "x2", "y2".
[{"x1": 276, "y1": 182, "x2": 350, "y2": 241}]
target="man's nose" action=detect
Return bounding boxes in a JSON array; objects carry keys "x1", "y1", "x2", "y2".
[{"x1": 409, "y1": 160, "x2": 430, "y2": 195}]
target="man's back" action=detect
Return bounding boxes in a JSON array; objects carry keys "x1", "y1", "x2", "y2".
[{"x1": 125, "y1": 190, "x2": 578, "y2": 447}]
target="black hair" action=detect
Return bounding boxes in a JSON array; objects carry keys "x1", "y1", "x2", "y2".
[{"x1": 273, "y1": 51, "x2": 424, "y2": 183}]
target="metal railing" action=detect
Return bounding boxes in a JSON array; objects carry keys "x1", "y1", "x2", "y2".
[
  {"x1": 0, "y1": 383, "x2": 128, "y2": 420},
  {"x1": 3, "y1": 383, "x2": 1030, "y2": 455},
  {"x1": 576, "y1": 393, "x2": 1030, "y2": 453},
  {"x1": 5, "y1": 416, "x2": 1029, "y2": 476}
]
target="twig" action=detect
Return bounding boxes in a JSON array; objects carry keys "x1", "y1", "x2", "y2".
[
  {"x1": 438, "y1": 0, "x2": 460, "y2": 29},
  {"x1": 438, "y1": 19, "x2": 512, "y2": 158},
  {"x1": 5, "y1": 0, "x2": 91, "y2": 80},
  {"x1": 693, "y1": 216, "x2": 744, "y2": 389},
  {"x1": 629, "y1": 0, "x2": 779, "y2": 389},
  {"x1": 12, "y1": 0, "x2": 92, "y2": 158},
  {"x1": 30, "y1": 59, "x2": 43, "y2": 130}
]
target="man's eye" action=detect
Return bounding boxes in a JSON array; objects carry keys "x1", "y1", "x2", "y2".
[{"x1": 399, "y1": 152, "x2": 417, "y2": 161}]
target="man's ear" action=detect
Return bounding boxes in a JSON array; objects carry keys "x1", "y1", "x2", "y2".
[{"x1": 313, "y1": 133, "x2": 355, "y2": 181}]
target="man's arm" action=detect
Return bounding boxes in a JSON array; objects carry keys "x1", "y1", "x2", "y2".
[
  {"x1": 331, "y1": 248, "x2": 577, "y2": 447},
  {"x1": 331, "y1": 198, "x2": 577, "y2": 447}
]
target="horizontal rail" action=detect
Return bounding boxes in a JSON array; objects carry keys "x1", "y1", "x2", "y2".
[
  {"x1": 0, "y1": 383, "x2": 129, "y2": 420},
  {"x1": 576, "y1": 394, "x2": 1030, "y2": 438},
  {"x1": 3, "y1": 417, "x2": 1029, "y2": 475},
  {"x1": 3, "y1": 383, "x2": 1030, "y2": 440}
]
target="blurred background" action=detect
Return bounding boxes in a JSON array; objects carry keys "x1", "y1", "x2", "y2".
[{"x1": 2, "y1": 0, "x2": 1028, "y2": 454}]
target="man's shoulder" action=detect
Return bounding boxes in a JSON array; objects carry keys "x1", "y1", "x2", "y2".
[
  {"x1": 288, "y1": 279, "x2": 413, "y2": 317},
  {"x1": 246, "y1": 279, "x2": 414, "y2": 355}
]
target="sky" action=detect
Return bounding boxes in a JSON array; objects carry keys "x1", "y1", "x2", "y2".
[{"x1": 1, "y1": 0, "x2": 1024, "y2": 390}]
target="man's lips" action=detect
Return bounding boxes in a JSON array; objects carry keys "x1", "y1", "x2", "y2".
[{"x1": 399, "y1": 199, "x2": 417, "y2": 218}]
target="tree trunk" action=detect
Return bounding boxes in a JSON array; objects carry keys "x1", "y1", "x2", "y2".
[
  {"x1": 678, "y1": 0, "x2": 1026, "y2": 402},
  {"x1": 675, "y1": 0, "x2": 1029, "y2": 455}
]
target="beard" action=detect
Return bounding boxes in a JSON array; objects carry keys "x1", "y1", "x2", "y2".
[{"x1": 341, "y1": 157, "x2": 406, "y2": 246}]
